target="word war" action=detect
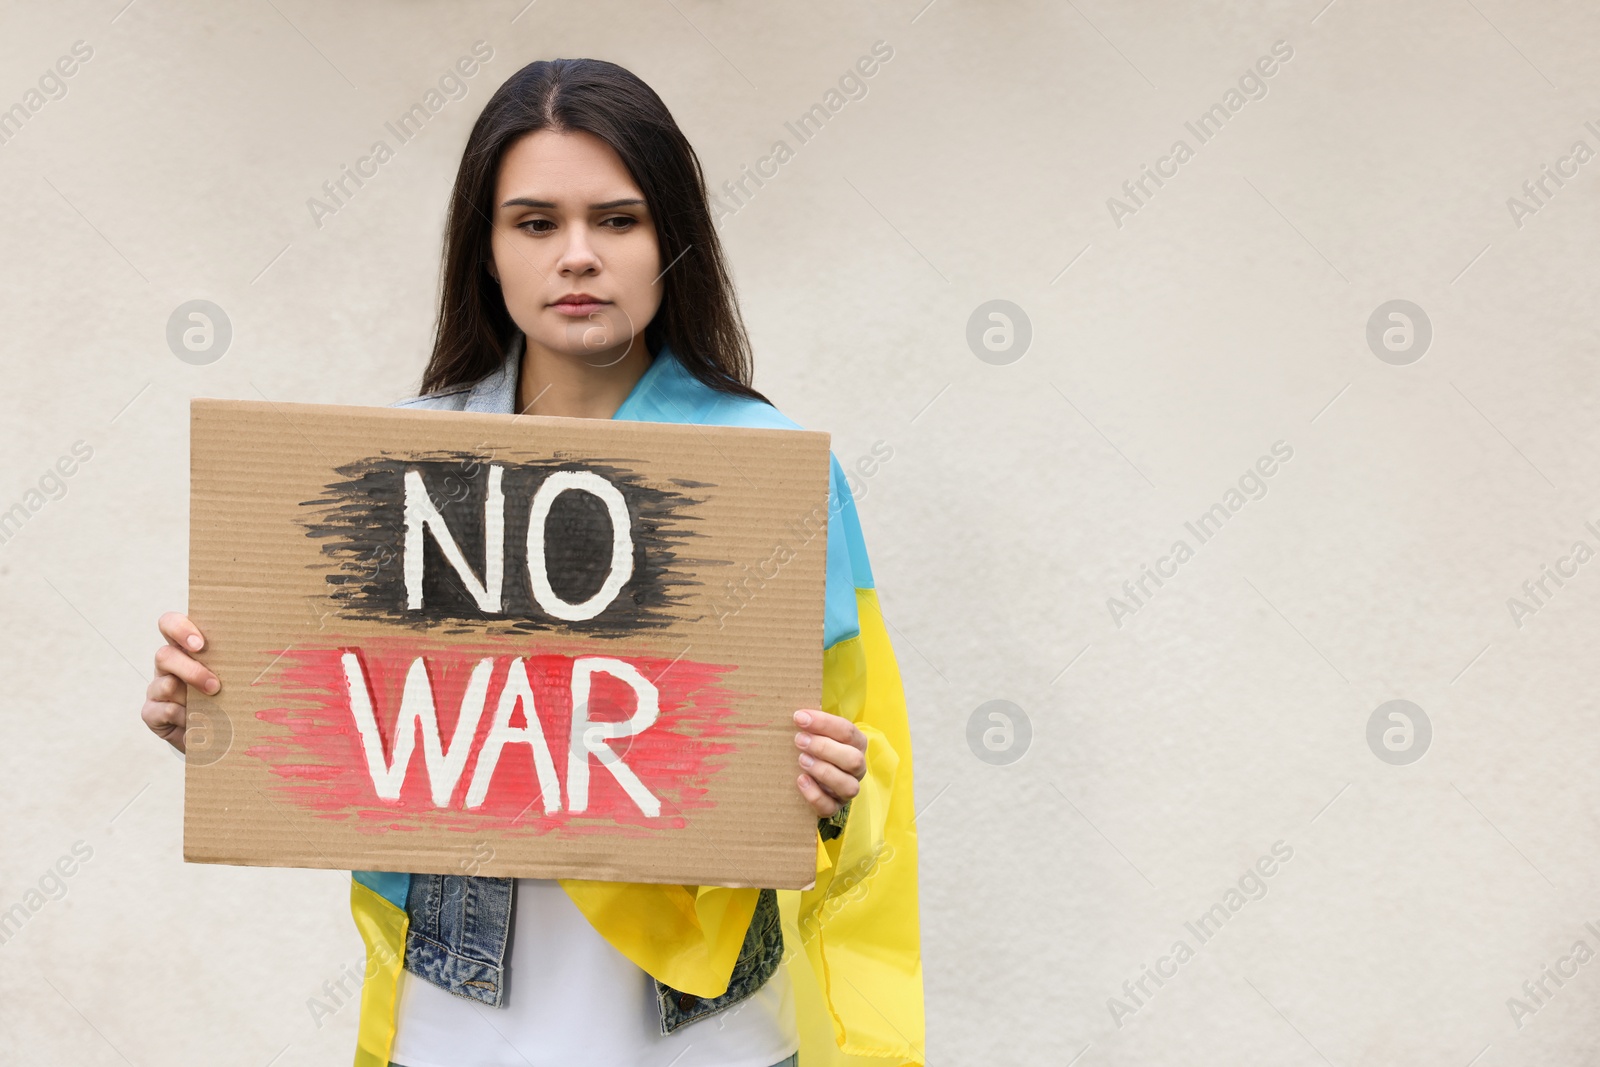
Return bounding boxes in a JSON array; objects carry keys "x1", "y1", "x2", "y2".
[{"x1": 250, "y1": 643, "x2": 746, "y2": 833}]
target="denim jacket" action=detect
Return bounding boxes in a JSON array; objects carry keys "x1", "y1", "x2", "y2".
[{"x1": 373, "y1": 333, "x2": 852, "y2": 1036}]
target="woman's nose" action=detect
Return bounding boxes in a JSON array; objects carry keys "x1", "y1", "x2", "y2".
[{"x1": 559, "y1": 230, "x2": 600, "y2": 271}]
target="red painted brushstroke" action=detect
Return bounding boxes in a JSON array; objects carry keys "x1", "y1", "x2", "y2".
[{"x1": 246, "y1": 634, "x2": 755, "y2": 837}]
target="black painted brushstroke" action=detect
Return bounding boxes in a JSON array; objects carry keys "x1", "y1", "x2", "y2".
[{"x1": 298, "y1": 451, "x2": 720, "y2": 636}]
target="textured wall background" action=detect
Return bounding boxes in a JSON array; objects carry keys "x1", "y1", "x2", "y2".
[{"x1": 4, "y1": 0, "x2": 1600, "y2": 1063}]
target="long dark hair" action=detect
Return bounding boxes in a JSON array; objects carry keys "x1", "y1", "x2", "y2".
[{"x1": 419, "y1": 58, "x2": 768, "y2": 404}]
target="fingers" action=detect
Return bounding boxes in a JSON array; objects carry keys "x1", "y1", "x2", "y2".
[
  {"x1": 146, "y1": 612, "x2": 210, "y2": 755},
  {"x1": 792, "y1": 710, "x2": 868, "y2": 814},
  {"x1": 798, "y1": 745, "x2": 864, "y2": 805},
  {"x1": 796, "y1": 772, "x2": 843, "y2": 817},
  {"x1": 146, "y1": 672, "x2": 186, "y2": 705},
  {"x1": 795, "y1": 729, "x2": 866, "y2": 783},
  {"x1": 158, "y1": 611, "x2": 206, "y2": 653},
  {"x1": 793, "y1": 709, "x2": 866, "y2": 814},
  {"x1": 793, "y1": 708, "x2": 865, "y2": 750},
  {"x1": 793, "y1": 708, "x2": 865, "y2": 791},
  {"x1": 141, "y1": 698, "x2": 187, "y2": 752},
  {"x1": 153, "y1": 643, "x2": 219, "y2": 696}
]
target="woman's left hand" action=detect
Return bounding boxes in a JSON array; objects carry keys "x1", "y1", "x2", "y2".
[{"x1": 793, "y1": 708, "x2": 867, "y2": 816}]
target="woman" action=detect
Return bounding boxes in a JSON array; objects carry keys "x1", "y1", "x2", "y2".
[{"x1": 141, "y1": 58, "x2": 923, "y2": 1067}]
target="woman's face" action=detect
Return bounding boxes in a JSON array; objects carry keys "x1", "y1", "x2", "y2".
[{"x1": 488, "y1": 128, "x2": 663, "y2": 365}]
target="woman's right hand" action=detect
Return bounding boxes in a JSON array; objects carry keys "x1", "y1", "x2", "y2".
[{"x1": 141, "y1": 611, "x2": 220, "y2": 754}]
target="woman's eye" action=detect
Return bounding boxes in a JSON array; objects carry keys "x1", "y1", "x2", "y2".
[{"x1": 517, "y1": 216, "x2": 636, "y2": 234}]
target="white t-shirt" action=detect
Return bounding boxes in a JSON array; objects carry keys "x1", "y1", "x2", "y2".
[{"x1": 390, "y1": 878, "x2": 799, "y2": 1067}]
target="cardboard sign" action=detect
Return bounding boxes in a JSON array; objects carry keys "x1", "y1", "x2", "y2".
[{"x1": 183, "y1": 399, "x2": 832, "y2": 889}]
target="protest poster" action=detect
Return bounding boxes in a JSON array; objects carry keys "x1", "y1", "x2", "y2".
[{"x1": 182, "y1": 399, "x2": 831, "y2": 889}]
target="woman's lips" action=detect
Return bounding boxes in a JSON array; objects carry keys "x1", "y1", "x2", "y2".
[{"x1": 549, "y1": 300, "x2": 609, "y2": 316}]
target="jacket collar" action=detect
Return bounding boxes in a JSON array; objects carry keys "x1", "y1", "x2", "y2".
[{"x1": 463, "y1": 330, "x2": 688, "y2": 421}]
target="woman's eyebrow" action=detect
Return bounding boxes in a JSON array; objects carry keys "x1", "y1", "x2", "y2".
[{"x1": 501, "y1": 197, "x2": 647, "y2": 210}]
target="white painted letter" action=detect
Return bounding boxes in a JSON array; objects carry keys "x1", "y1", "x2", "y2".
[
  {"x1": 466, "y1": 659, "x2": 562, "y2": 813},
  {"x1": 403, "y1": 464, "x2": 504, "y2": 611},
  {"x1": 526, "y1": 471, "x2": 632, "y2": 621},
  {"x1": 342, "y1": 653, "x2": 494, "y2": 807},
  {"x1": 565, "y1": 657, "x2": 661, "y2": 817}
]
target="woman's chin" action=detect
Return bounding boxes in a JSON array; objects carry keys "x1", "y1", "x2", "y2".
[{"x1": 526, "y1": 333, "x2": 635, "y2": 368}]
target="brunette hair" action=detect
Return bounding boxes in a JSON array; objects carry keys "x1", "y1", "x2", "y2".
[{"x1": 419, "y1": 58, "x2": 768, "y2": 404}]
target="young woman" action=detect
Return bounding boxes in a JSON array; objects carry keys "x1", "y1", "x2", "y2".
[{"x1": 140, "y1": 58, "x2": 923, "y2": 1067}]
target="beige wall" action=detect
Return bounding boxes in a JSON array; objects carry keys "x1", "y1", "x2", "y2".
[{"x1": 4, "y1": 0, "x2": 1600, "y2": 1062}]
